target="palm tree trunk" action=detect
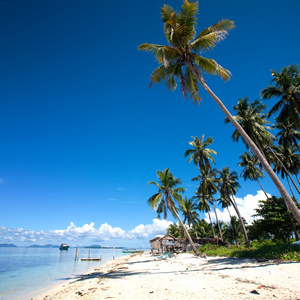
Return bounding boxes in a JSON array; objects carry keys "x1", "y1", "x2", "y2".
[
  {"x1": 207, "y1": 211, "x2": 216, "y2": 237},
  {"x1": 227, "y1": 207, "x2": 232, "y2": 219},
  {"x1": 187, "y1": 61, "x2": 300, "y2": 226},
  {"x1": 267, "y1": 146, "x2": 300, "y2": 195},
  {"x1": 287, "y1": 176, "x2": 297, "y2": 201},
  {"x1": 228, "y1": 194, "x2": 250, "y2": 246},
  {"x1": 257, "y1": 178, "x2": 269, "y2": 199},
  {"x1": 172, "y1": 207, "x2": 201, "y2": 256},
  {"x1": 295, "y1": 174, "x2": 300, "y2": 187},
  {"x1": 164, "y1": 202, "x2": 167, "y2": 220},
  {"x1": 211, "y1": 200, "x2": 223, "y2": 241}
]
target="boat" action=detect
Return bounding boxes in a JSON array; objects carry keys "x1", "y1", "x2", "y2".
[
  {"x1": 59, "y1": 243, "x2": 69, "y2": 250},
  {"x1": 122, "y1": 249, "x2": 143, "y2": 253}
]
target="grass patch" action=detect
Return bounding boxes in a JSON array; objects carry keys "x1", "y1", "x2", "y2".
[{"x1": 197, "y1": 241, "x2": 300, "y2": 261}]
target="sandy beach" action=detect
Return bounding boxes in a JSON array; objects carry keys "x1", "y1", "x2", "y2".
[{"x1": 31, "y1": 252, "x2": 300, "y2": 300}]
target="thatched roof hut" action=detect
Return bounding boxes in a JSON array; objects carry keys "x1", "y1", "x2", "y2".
[{"x1": 149, "y1": 234, "x2": 186, "y2": 253}]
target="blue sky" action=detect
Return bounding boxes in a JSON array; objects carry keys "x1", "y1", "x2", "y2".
[{"x1": 0, "y1": 0, "x2": 299, "y2": 248}]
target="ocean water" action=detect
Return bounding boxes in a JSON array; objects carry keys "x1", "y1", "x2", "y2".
[{"x1": 0, "y1": 247, "x2": 128, "y2": 300}]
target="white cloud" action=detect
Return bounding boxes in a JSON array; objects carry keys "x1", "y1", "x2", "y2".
[
  {"x1": 129, "y1": 219, "x2": 172, "y2": 239},
  {"x1": 0, "y1": 219, "x2": 172, "y2": 246},
  {"x1": 205, "y1": 190, "x2": 269, "y2": 224}
]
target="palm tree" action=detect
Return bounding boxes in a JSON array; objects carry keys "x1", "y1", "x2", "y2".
[
  {"x1": 193, "y1": 167, "x2": 223, "y2": 240},
  {"x1": 167, "y1": 223, "x2": 183, "y2": 238},
  {"x1": 224, "y1": 216, "x2": 244, "y2": 245},
  {"x1": 217, "y1": 195, "x2": 232, "y2": 219},
  {"x1": 218, "y1": 166, "x2": 250, "y2": 246},
  {"x1": 193, "y1": 190, "x2": 216, "y2": 237},
  {"x1": 224, "y1": 97, "x2": 274, "y2": 157},
  {"x1": 185, "y1": 135, "x2": 217, "y2": 171},
  {"x1": 272, "y1": 145, "x2": 300, "y2": 197},
  {"x1": 261, "y1": 64, "x2": 300, "y2": 127},
  {"x1": 178, "y1": 197, "x2": 200, "y2": 227},
  {"x1": 138, "y1": 1, "x2": 300, "y2": 224},
  {"x1": 276, "y1": 118, "x2": 300, "y2": 153},
  {"x1": 239, "y1": 151, "x2": 268, "y2": 198},
  {"x1": 148, "y1": 168, "x2": 200, "y2": 256}
]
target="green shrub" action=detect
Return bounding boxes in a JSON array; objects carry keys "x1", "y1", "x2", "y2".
[{"x1": 198, "y1": 241, "x2": 300, "y2": 261}]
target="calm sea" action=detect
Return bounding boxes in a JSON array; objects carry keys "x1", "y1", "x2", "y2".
[{"x1": 0, "y1": 247, "x2": 128, "y2": 300}]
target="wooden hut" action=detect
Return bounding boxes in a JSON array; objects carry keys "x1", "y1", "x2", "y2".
[{"x1": 149, "y1": 234, "x2": 179, "y2": 254}]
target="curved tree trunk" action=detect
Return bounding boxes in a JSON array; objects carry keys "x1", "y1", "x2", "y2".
[
  {"x1": 187, "y1": 61, "x2": 300, "y2": 226},
  {"x1": 257, "y1": 178, "x2": 269, "y2": 199},
  {"x1": 172, "y1": 208, "x2": 201, "y2": 256},
  {"x1": 229, "y1": 195, "x2": 250, "y2": 246},
  {"x1": 211, "y1": 200, "x2": 223, "y2": 241}
]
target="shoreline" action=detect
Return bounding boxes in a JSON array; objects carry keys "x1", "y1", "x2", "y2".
[
  {"x1": 31, "y1": 252, "x2": 300, "y2": 300},
  {"x1": 22, "y1": 253, "x2": 131, "y2": 300}
]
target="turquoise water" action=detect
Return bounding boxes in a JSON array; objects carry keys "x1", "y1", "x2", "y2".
[{"x1": 0, "y1": 247, "x2": 128, "y2": 300}]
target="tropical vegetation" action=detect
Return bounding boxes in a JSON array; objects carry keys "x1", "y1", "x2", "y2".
[{"x1": 142, "y1": 0, "x2": 300, "y2": 259}]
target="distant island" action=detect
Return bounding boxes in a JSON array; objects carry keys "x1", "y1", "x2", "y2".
[
  {"x1": 84, "y1": 245, "x2": 125, "y2": 249},
  {"x1": 0, "y1": 243, "x2": 17, "y2": 247}
]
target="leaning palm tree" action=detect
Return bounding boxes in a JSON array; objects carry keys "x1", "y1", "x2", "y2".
[
  {"x1": 239, "y1": 151, "x2": 268, "y2": 198},
  {"x1": 138, "y1": 0, "x2": 300, "y2": 224},
  {"x1": 148, "y1": 168, "x2": 200, "y2": 256},
  {"x1": 218, "y1": 166, "x2": 250, "y2": 246},
  {"x1": 261, "y1": 64, "x2": 300, "y2": 127}
]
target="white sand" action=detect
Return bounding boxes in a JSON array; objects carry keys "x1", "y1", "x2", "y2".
[{"x1": 31, "y1": 252, "x2": 300, "y2": 300}]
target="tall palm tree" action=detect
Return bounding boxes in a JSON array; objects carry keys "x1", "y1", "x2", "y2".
[
  {"x1": 185, "y1": 135, "x2": 217, "y2": 171},
  {"x1": 261, "y1": 64, "x2": 300, "y2": 127},
  {"x1": 193, "y1": 167, "x2": 223, "y2": 240},
  {"x1": 218, "y1": 166, "x2": 250, "y2": 246},
  {"x1": 239, "y1": 151, "x2": 268, "y2": 198},
  {"x1": 148, "y1": 168, "x2": 200, "y2": 256},
  {"x1": 138, "y1": 1, "x2": 300, "y2": 224},
  {"x1": 224, "y1": 97, "x2": 275, "y2": 157},
  {"x1": 193, "y1": 190, "x2": 216, "y2": 237}
]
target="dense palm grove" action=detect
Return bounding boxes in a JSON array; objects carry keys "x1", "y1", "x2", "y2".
[{"x1": 140, "y1": 1, "x2": 300, "y2": 256}]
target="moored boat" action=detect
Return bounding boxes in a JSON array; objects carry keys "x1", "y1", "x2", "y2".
[
  {"x1": 122, "y1": 249, "x2": 143, "y2": 253},
  {"x1": 59, "y1": 243, "x2": 69, "y2": 250}
]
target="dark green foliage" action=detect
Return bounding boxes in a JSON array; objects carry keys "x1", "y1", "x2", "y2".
[{"x1": 250, "y1": 196, "x2": 300, "y2": 242}]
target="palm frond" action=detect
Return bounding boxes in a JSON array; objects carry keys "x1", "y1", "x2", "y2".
[
  {"x1": 149, "y1": 65, "x2": 167, "y2": 87},
  {"x1": 191, "y1": 19, "x2": 234, "y2": 52},
  {"x1": 194, "y1": 56, "x2": 231, "y2": 81},
  {"x1": 185, "y1": 67, "x2": 201, "y2": 104},
  {"x1": 147, "y1": 193, "x2": 163, "y2": 209},
  {"x1": 178, "y1": 0, "x2": 198, "y2": 42}
]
